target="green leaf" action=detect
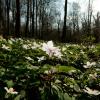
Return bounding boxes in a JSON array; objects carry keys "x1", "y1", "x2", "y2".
[
  {"x1": 56, "y1": 66, "x2": 77, "y2": 73},
  {"x1": 74, "y1": 84, "x2": 80, "y2": 92},
  {"x1": 14, "y1": 95, "x2": 21, "y2": 100},
  {"x1": 64, "y1": 93, "x2": 72, "y2": 100},
  {"x1": 20, "y1": 90, "x2": 26, "y2": 98},
  {"x1": 6, "y1": 80, "x2": 14, "y2": 87}
]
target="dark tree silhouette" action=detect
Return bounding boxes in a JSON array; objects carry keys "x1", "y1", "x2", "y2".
[
  {"x1": 62, "y1": 0, "x2": 68, "y2": 42},
  {"x1": 32, "y1": 0, "x2": 35, "y2": 37},
  {"x1": 25, "y1": 0, "x2": 30, "y2": 37},
  {"x1": 5, "y1": 0, "x2": 10, "y2": 36},
  {"x1": 15, "y1": 0, "x2": 20, "y2": 37}
]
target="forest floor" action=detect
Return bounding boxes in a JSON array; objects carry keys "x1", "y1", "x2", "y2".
[{"x1": 0, "y1": 38, "x2": 100, "y2": 100}]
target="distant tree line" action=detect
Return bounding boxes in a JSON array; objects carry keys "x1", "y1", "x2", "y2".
[{"x1": 0, "y1": 0, "x2": 100, "y2": 43}]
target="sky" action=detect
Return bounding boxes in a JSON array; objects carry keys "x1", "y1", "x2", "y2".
[
  {"x1": 59, "y1": 0, "x2": 100, "y2": 19},
  {"x1": 92, "y1": 0, "x2": 100, "y2": 13},
  {"x1": 78, "y1": 0, "x2": 100, "y2": 14},
  {"x1": 20, "y1": 0, "x2": 100, "y2": 23},
  {"x1": 65, "y1": 0, "x2": 100, "y2": 12}
]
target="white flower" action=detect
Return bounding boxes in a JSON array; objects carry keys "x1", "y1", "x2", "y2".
[
  {"x1": 22, "y1": 44, "x2": 29, "y2": 49},
  {"x1": 63, "y1": 84, "x2": 67, "y2": 87},
  {"x1": 69, "y1": 52, "x2": 73, "y2": 54},
  {"x1": 8, "y1": 40, "x2": 13, "y2": 44},
  {"x1": 68, "y1": 70, "x2": 76, "y2": 75},
  {"x1": 89, "y1": 73, "x2": 97, "y2": 79},
  {"x1": 4, "y1": 87, "x2": 18, "y2": 94},
  {"x1": 33, "y1": 42, "x2": 40, "y2": 47},
  {"x1": 17, "y1": 38, "x2": 23, "y2": 41},
  {"x1": 42, "y1": 41, "x2": 62, "y2": 58},
  {"x1": 31, "y1": 42, "x2": 40, "y2": 49},
  {"x1": 96, "y1": 68, "x2": 100, "y2": 71},
  {"x1": 83, "y1": 61, "x2": 96, "y2": 68},
  {"x1": 37, "y1": 56, "x2": 45, "y2": 62},
  {"x1": 10, "y1": 38, "x2": 15, "y2": 42},
  {"x1": 54, "y1": 49, "x2": 62, "y2": 58},
  {"x1": 91, "y1": 62, "x2": 96, "y2": 66},
  {"x1": 55, "y1": 79, "x2": 61, "y2": 83},
  {"x1": 80, "y1": 50, "x2": 85, "y2": 54},
  {"x1": 25, "y1": 57, "x2": 33, "y2": 61},
  {"x1": 42, "y1": 41, "x2": 54, "y2": 53},
  {"x1": 62, "y1": 47, "x2": 66, "y2": 51},
  {"x1": 2, "y1": 44, "x2": 10, "y2": 50},
  {"x1": 44, "y1": 70, "x2": 49, "y2": 74},
  {"x1": 31, "y1": 46, "x2": 36, "y2": 49},
  {"x1": 91, "y1": 45, "x2": 95, "y2": 48},
  {"x1": 83, "y1": 87, "x2": 100, "y2": 95}
]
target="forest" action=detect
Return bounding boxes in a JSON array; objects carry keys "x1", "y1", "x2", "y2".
[
  {"x1": 0, "y1": 0, "x2": 100, "y2": 100},
  {"x1": 0, "y1": 0, "x2": 100, "y2": 43}
]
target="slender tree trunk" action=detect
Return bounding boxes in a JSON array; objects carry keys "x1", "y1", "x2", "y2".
[
  {"x1": 41, "y1": 0, "x2": 45, "y2": 39},
  {"x1": 6, "y1": 0, "x2": 10, "y2": 36},
  {"x1": 58, "y1": 23, "x2": 60, "y2": 34},
  {"x1": 29, "y1": 0, "x2": 32, "y2": 37},
  {"x1": 88, "y1": 0, "x2": 92, "y2": 34},
  {"x1": 62, "y1": 0, "x2": 68, "y2": 42},
  {"x1": 58, "y1": 22, "x2": 61, "y2": 40},
  {"x1": 0, "y1": 0, "x2": 3, "y2": 33},
  {"x1": 25, "y1": 0, "x2": 30, "y2": 37},
  {"x1": 15, "y1": 0, "x2": 20, "y2": 37},
  {"x1": 12, "y1": 7, "x2": 15, "y2": 34},
  {"x1": 36, "y1": 0, "x2": 38, "y2": 37},
  {"x1": 32, "y1": 0, "x2": 35, "y2": 37},
  {"x1": 39, "y1": 6, "x2": 42, "y2": 39}
]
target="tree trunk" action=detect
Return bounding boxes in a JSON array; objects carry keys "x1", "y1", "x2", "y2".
[
  {"x1": 15, "y1": 0, "x2": 20, "y2": 37},
  {"x1": 12, "y1": 3, "x2": 15, "y2": 35},
  {"x1": 88, "y1": 0, "x2": 92, "y2": 34},
  {"x1": 25, "y1": 0, "x2": 30, "y2": 37},
  {"x1": 6, "y1": 0, "x2": 10, "y2": 36},
  {"x1": 32, "y1": 0, "x2": 35, "y2": 37},
  {"x1": 29, "y1": 0, "x2": 32, "y2": 37},
  {"x1": 0, "y1": 0, "x2": 3, "y2": 33},
  {"x1": 61, "y1": 0, "x2": 68, "y2": 42},
  {"x1": 36, "y1": 0, "x2": 38, "y2": 37}
]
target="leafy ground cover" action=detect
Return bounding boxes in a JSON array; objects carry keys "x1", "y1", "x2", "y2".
[{"x1": 0, "y1": 38, "x2": 100, "y2": 100}]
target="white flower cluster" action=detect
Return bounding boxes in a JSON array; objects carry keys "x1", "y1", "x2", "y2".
[
  {"x1": 83, "y1": 61, "x2": 96, "y2": 68},
  {"x1": 37, "y1": 56, "x2": 45, "y2": 62},
  {"x1": 4, "y1": 87, "x2": 18, "y2": 94},
  {"x1": 25, "y1": 56, "x2": 33, "y2": 61},
  {"x1": 2, "y1": 44, "x2": 10, "y2": 51},
  {"x1": 42, "y1": 41, "x2": 62, "y2": 58},
  {"x1": 89, "y1": 73, "x2": 97, "y2": 79},
  {"x1": 22, "y1": 42, "x2": 41, "y2": 50},
  {"x1": 83, "y1": 87, "x2": 100, "y2": 95},
  {"x1": 22, "y1": 44, "x2": 29, "y2": 49}
]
